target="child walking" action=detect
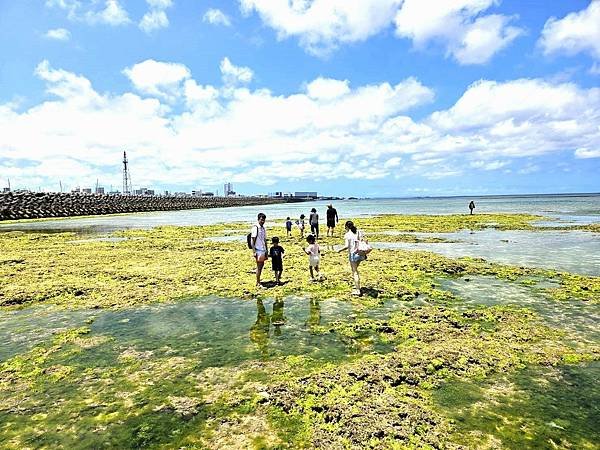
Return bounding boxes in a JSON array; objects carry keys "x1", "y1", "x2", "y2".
[
  {"x1": 304, "y1": 234, "x2": 322, "y2": 281},
  {"x1": 297, "y1": 214, "x2": 306, "y2": 239},
  {"x1": 285, "y1": 217, "x2": 293, "y2": 237},
  {"x1": 269, "y1": 236, "x2": 285, "y2": 285}
]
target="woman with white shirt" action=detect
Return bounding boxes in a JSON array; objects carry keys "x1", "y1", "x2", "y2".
[{"x1": 337, "y1": 220, "x2": 366, "y2": 296}]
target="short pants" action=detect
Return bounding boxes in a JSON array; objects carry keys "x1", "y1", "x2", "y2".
[
  {"x1": 309, "y1": 255, "x2": 321, "y2": 267},
  {"x1": 349, "y1": 252, "x2": 366, "y2": 264}
]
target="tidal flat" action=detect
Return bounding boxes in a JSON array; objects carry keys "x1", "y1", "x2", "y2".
[{"x1": 1, "y1": 213, "x2": 599, "y2": 449}]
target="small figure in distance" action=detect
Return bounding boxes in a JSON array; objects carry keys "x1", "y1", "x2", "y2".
[
  {"x1": 326, "y1": 204, "x2": 339, "y2": 237},
  {"x1": 285, "y1": 217, "x2": 293, "y2": 237},
  {"x1": 269, "y1": 236, "x2": 285, "y2": 285},
  {"x1": 469, "y1": 200, "x2": 475, "y2": 215},
  {"x1": 298, "y1": 214, "x2": 306, "y2": 239},
  {"x1": 250, "y1": 212, "x2": 268, "y2": 289},
  {"x1": 304, "y1": 234, "x2": 323, "y2": 281},
  {"x1": 309, "y1": 207, "x2": 319, "y2": 239}
]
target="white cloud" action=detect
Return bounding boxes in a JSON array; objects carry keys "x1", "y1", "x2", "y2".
[
  {"x1": 240, "y1": 0, "x2": 522, "y2": 62},
  {"x1": 203, "y1": 8, "x2": 232, "y2": 27},
  {"x1": 306, "y1": 78, "x2": 350, "y2": 100},
  {"x1": 452, "y1": 14, "x2": 523, "y2": 65},
  {"x1": 240, "y1": 0, "x2": 401, "y2": 56},
  {"x1": 140, "y1": 10, "x2": 169, "y2": 33},
  {"x1": 84, "y1": 0, "x2": 130, "y2": 25},
  {"x1": 539, "y1": 1, "x2": 600, "y2": 60},
  {"x1": 44, "y1": 28, "x2": 71, "y2": 41},
  {"x1": 139, "y1": 0, "x2": 173, "y2": 33},
  {"x1": 46, "y1": 0, "x2": 131, "y2": 26},
  {"x1": 574, "y1": 148, "x2": 600, "y2": 159},
  {"x1": 220, "y1": 57, "x2": 254, "y2": 85},
  {"x1": 3, "y1": 60, "x2": 600, "y2": 191},
  {"x1": 590, "y1": 62, "x2": 600, "y2": 75},
  {"x1": 394, "y1": 0, "x2": 523, "y2": 64},
  {"x1": 123, "y1": 60, "x2": 191, "y2": 100},
  {"x1": 470, "y1": 160, "x2": 509, "y2": 170},
  {"x1": 146, "y1": 0, "x2": 172, "y2": 8}
]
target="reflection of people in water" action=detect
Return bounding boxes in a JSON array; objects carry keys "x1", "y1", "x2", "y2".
[
  {"x1": 306, "y1": 299, "x2": 321, "y2": 332},
  {"x1": 271, "y1": 299, "x2": 286, "y2": 336},
  {"x1": 249, "y1": 299, "x2": 270, "y2": 356}
]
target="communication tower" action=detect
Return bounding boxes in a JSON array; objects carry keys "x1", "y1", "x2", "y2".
[{"x1": 122, "y1": 151, "x2": 132, "y2": 195}]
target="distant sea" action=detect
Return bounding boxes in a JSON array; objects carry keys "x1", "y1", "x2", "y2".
[{"x1": 0, "y1": 193, "x2": 599, "y2": 234}]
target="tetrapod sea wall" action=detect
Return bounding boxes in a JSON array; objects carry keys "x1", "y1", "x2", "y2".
[{"x1": 0, "y1": 192, "x2": 289, "y2": 221}]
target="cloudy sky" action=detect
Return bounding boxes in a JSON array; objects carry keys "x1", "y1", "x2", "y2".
[{"x1": 1, "y1": 0, "x2": 599, "y2": 197}]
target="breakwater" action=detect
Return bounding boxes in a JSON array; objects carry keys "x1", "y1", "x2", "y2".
[{"x1": 0, "y1": 192, "x2": 292, "y2": 221}]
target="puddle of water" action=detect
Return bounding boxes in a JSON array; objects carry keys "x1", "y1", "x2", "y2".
[
  {"x1": 0, "y1": 296, "x2": 407, "y2": 363},
  {"x1": 374, "y1": 229, "x2": 600, "y2": 276},
  {"x1": 439, "y1": 275, "x2": 600, "y2": 343},
  {"x1": 203, "y1": 235, "x2": 245, "y2": 243},
  {"x1": 434, "y1": 362, "x2": 600, "y2": 449},
  {"x1": 68, "y1": 237, "x2": 128, "y2": 243}
]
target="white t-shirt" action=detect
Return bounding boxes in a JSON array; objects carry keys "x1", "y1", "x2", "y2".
[
  {"x1": 251, "y1": 224, "x2": 267, "y2": 252},
  {"x1": 344, "y1": 230, "x2": 360, "y2": 254},
  {"x1": 306, "y1": 243, "x2": 320, "y2": 267}
]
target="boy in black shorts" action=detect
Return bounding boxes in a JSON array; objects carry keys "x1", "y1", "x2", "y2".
[{"x1": 269, "y1": 236, "x2": 285, "y2": 285}]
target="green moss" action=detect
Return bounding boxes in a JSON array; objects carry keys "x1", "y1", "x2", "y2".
[{"x1": 1, "y1": 213, "x2": 598, "y2": 448}]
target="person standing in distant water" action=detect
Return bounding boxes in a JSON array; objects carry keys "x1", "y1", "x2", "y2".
[
  {"x1": 309, "y1": 208, "x2": 319, "y2": 238},
  {"x1": 337, "y1": 220, "x2": 366, "y2": 296},
  {"x1": 326, "y1": 204, "x2": 339, "y2": 237},
  {"x1": 251, "y1": 213, "x2": 268, "y2": 288},
  {"x1": 469, "y1": 201, "x2": 475, "y2": 215}
]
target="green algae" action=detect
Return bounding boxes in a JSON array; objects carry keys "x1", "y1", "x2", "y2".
[
  {"x1": 1, "y1": 214, "x2": 597, "y2": 309},
  {"x1": 263, "y1": 306, "x2": 599, "y2": 448},
  {"x1": 434, "y1": 362, "x2": 600, "y2": 449},
  {"x1": 1, "y1": 213, "x2": 599, "y2": 448}
]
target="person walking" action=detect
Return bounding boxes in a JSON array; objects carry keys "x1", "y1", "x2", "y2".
[
  {"x1": 304, "y1": 234, "x2": 322, "y2": 281},
  {"x1": 326, "y1": 204, "x2": 339, "y2": 237},
  {"x1": 250, "y1": 213, "x2": 268, "y2": 288},
  {"x1": 269, "y1": 236, "x2": 285, "y2": 285},
  {"x1": 309, "y1": 208, "x2": 319, "y2": 238},
  {"x1": 337, "y1": 220, "x2": 366, "y2": 296},
  {"x1": 469, "y1": 201, "x2": 475, "y2": 215}
]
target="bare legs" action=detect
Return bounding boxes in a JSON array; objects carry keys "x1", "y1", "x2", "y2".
[
  {"x1": 350, "y1": 261, "x2": 361, "y2": 294},
  {"x1": 256, "y1": 261, "x2": 264, "y2": 287}
]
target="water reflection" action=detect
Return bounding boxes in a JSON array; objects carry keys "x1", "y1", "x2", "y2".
[
  {"x1": 441, "y1": 275, "x2": 600, "y2": 343},
  {"x1": 306, "y1": 299, "x2": 321, "y2": 332},
  {"x1": 375, "y1": 229, "x2": 600, "y2": 276},
  {"x1": 249, "y1": 299, "x2": 271, "y2": 356}
]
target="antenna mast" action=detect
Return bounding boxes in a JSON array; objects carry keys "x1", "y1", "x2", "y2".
[{"x1": 122, "y1": 151, "x2": 131, "y2": 195}]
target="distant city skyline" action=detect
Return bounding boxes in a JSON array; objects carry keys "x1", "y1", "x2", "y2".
[{"x1": 1, "y1": 1, "x2": 599, "y2": 197}]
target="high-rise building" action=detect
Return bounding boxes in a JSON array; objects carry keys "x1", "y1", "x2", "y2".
[{"x1": 224, "y1": 182, "x2": 233, "y2": 196}]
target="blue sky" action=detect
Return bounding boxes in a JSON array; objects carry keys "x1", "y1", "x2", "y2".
[{"x1": 1, "y1": 0, "x2": 599, "y2": 197}]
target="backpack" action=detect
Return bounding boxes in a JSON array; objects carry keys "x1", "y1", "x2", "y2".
[{"x1": 247, "y1": 225, "x2": 257, "y2": 249}]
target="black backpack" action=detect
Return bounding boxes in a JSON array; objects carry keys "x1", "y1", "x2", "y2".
[{"x1": 247, "y1": 225, "x2": 257, "y2": 249}]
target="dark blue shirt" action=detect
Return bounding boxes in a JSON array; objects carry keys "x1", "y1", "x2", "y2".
[{"x1": 269, "y1": 245, "x2": 284, "y2": 261}]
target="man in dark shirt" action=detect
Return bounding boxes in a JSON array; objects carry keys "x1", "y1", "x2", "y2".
[
  {"x1": 269, "y1": 236, "x2": 285, "y2": 285},
  {"x1": 326, "y1": 204, "x2": 339, "y2": 237}
]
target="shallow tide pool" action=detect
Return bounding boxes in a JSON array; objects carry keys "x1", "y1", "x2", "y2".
[{"x1": 374, "y1": 229, "x2": 600, "y2": 276}]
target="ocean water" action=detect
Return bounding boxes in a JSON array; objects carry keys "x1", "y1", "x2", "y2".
[{"x1": 1, "y1": 193, "x2": 599, "y2": 234}]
